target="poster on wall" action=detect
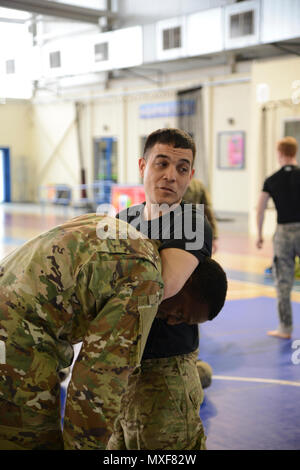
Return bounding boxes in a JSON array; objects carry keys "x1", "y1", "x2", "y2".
[
  {"x1": 217, "y1": 131, "x2": 245, "y2": 169},
  {"x1": 111, "y1": 185, "x2": 145, "y2": 212}
]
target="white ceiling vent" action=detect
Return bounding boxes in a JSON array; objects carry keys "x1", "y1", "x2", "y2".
[
  {"x1": 49, "y1": 51, "x2": 61, "y2": 69},
  {"x1": 42, "y1": 40, "x2": 68, "y2": 78},
  {"x1": 5, "y1": 59, "x2": 15, "y2": 74},
  {"x1": 230, "y1": 10, "x2": 254, "y2": 38},
  {"x1": 163, "y1": 26, "x2": 182, "y2": 50},
  {"x1": 94, "y1": 42, "x2": 109, "y2": 62},
  {"x1": 224, "y1": 0, "x2": 260, "y2": 50},
  {"x1": 156, "y1": 17, "x2": 187, "y2": 61}
]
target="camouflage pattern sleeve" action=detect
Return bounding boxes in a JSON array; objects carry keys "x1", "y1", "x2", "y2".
[
  {"x1": 63, "y1": 256, "x2": 163, "y2": 450},
  {"x1": 183, "y1": 179, "x2": 218, "y2": 239},
  {"x1": 199, "y1": 185, "x2": 218, "y2": 239}
]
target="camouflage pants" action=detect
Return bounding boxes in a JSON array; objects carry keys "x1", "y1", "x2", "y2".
[
  {"x1": 0, "y1": 339, "x2": 64, "y2": 450},
  {"x1": 107, "y1": 350, "x2": 206, "y2": 450},
  {"x1": 0, "y1": 399, "x2": 63, "y2": 450},
  {"x1": 273, "y1": 223, "x2": 300, "y2": 334}
]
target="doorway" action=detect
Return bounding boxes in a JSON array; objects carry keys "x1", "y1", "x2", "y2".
[
  {"x1": 0, "y1": 148, "x2": 11, "y2": 203},
  {"x1": 93, "y1": 137, "x2": 118, "y2": 204},
  {"x1": 284, "y1": 119, "x2": 300, "y2": 165}
]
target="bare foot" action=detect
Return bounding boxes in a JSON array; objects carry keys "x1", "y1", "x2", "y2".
[{"x1": 267, "y1": 330, "x2": 291, "y2": 339}]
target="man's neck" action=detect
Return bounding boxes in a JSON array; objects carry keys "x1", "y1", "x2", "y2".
[{"x1": 280, "y1": 157, "x2": 297, "y2": 167}]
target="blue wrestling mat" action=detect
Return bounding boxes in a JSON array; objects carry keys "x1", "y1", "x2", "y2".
[{"x1": 199, "y1": 297, "x2": 300, "y2": 450}]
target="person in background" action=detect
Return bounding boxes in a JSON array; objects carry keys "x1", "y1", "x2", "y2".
[
  {"x1": 256, "y1": 136, "x2": 300, "y2": 339},
  {"x1": 183, "y1": 177, "x2": 219, "y2": 388},
  {"x1": 183, "y1": 178, "x2": 218, "y2": 254}
]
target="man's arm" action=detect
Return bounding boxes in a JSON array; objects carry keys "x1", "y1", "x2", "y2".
[
  {"x1": 160, "y1": 248, "x2": 199, "y2": 300},
  {"x1": 256, "y1": 191, "x2": 270, "y2": 249}
]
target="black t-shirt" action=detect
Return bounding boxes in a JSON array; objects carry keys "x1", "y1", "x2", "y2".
[
  {"x1": 263, "y1": 165, "x2": 300, "y2": 224},
  {"x1": 117, "y1": 201, "x2": 212, "y2": 359}
]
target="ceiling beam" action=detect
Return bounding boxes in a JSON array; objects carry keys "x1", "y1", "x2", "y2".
[{"x1": 0, "y1": 0, "x2": 117, "y2": 24}]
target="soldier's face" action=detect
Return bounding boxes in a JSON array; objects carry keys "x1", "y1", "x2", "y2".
[
  {"x1": 139, "y1": 143, "x2": 194, "y2": 208},
  {"x1": 156, "y1": 287, "x2": 209, "y2": 325}
]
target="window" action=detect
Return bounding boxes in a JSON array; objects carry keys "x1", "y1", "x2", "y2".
[
  {"x1": 162, "y1": 26, "x2": 181, "y2": 50},
  {"x1": 5, "y1": 60, "x2": 15, "y2": 74},
  {"x1": 94, "y1": 42, "x2": 109, "y2": 62},
  {"x1": 49, "y1": 51, "x2": 61, "y2": 69},
  {"x1": 230, "y1": 10, "x2": 254, "y2": 38}
]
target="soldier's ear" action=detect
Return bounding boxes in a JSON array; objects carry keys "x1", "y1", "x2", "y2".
[{"x1": 138, "y1": 158, "x2": 146, "y2": 178}]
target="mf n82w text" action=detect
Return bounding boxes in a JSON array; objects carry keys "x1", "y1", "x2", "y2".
[{"x1": 148, "y1": 454, "x2": 197, "y2": 465}]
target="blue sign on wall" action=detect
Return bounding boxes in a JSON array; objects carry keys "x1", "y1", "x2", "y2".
[{"x1": 139, "y1": 99, "x2": 196, "y2": 119}]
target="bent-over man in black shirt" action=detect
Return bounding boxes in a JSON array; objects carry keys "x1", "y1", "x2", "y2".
[{"x1": 256, "y1": 136, "x2": 300, "y2": 338}]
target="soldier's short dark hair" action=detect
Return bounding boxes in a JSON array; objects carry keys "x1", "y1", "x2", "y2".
[
  {"x1": 188, "y1": 258, "x2": 228, "y2": 321},
  {"x1": 143, "y1": 128, "x2": 196, "y2": 164}
]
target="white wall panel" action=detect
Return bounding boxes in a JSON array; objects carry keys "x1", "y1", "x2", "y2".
[
  {"x1": 110, "y1": 26, "x2": 143, "y2": 69},
  {"x1": 51, "y1": 0, "x2": 107, "y2": 8},
  {"x1": 40, "y1": 26, "x2": 142, "y2": 78},
  {"x1": 261, "y1": 0, "x2": 300, "y2": 43},
  {"x1": 0, "y1": 23, "x2": 33, "y2": 98},
  {"x1": 187, "y1": 8, "x2": 224, "y2": 57}
]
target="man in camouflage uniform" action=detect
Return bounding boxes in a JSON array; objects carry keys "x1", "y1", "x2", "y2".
[
  {"x1": 183, "y1": 178, "x2": 218, "y2": 254},
  {"x1": 183, "y1": 178, "x2": 218, "y2": 389},
  {"x1": 257, "y1": 136, "x2": 300, "y2": 339},
  {"x1": 0, "y1": 213, "x2": 164, "y2": 450}
]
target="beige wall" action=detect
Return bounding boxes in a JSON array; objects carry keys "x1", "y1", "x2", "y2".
[
  {"x1": 249, "y1": 55, "x2": 300, "y2": 236},
  {"x1": 32, "y1": 102, "x2": 78, "y2": 185},
  {"x1": 0, "y1": 75, "x2": 252, "y2": 210},
  {"x1": 2, "y1": 54, "x2": 299, "y2": 230},
  {"x1": 209, "y1": 77, "x2": 251, "y2": 213},
  {"x1": 0, "y1": 101, "x2": 34, "y2": 201},
  {"x1": 125, "y1": 90, "x2": 178, "y2": 183}
]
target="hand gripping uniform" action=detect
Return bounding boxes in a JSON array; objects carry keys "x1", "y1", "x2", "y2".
[
  {"x1": 107, "y1": 202, "x2": 212, "y2": 450},
  {"x1": 0, "y1": 214, "x2": 163, "y2": 450}
]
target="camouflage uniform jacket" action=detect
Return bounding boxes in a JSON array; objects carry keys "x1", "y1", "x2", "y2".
[
  {"x1": 0, "y1": 214, "x2": 163, "y2": 449},
  {"x1": 183, "y1": 178, "x2": 218, "y2": 239}
]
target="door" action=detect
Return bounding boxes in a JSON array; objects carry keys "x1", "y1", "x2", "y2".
[
  {"x1": 284, "y1": 119, "x2": 300, "y2": 165},
  {"x1": 93, "y1": 137, "x2": 118, "y2": 204},
  {"x1": 0, "y1": 148, "x2": 11, "y2": 203}
]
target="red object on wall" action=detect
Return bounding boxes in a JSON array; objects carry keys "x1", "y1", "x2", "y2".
[{"x1": 111, "y1": 185, "x2": 145, "y2": 212}]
